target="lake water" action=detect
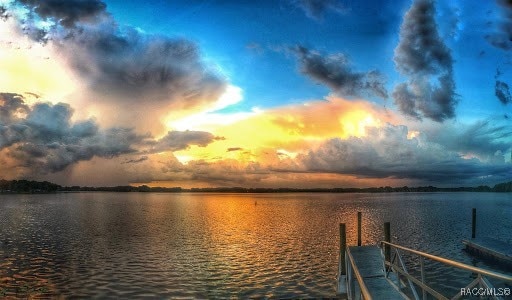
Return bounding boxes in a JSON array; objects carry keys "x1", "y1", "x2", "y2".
[{"x1": 0, "y1": 192, "x2": 511, "y2": 298}]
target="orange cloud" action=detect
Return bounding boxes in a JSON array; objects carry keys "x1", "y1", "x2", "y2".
[{"x1": 170, "y1": 96, "x2": 397, "y2": 164}]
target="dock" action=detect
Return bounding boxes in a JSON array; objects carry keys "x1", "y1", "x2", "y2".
[
  {"x1": 337, "y1": 211, "x2": 512, "y2": 300},
  {"x1": 463, "y1": 237, "x2": 512, "y2": 267},
  {"x1": 463, "y1": 208, "x2": 512, "y2": 269},
  {"x1": 338, "y1": 220, "x2": 406, "y2": 299},
  {"x1": 345, "y1": 246, "x2": 406, "y2": 299}
]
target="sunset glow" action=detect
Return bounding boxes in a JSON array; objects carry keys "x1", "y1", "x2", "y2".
[{"x1": 0, "y1": 0, "x2": 510, "y2": 188}]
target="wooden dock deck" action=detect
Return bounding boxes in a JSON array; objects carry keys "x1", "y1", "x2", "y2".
[
  {"x1": 463, "y1": 237, "x2": 512, "y2": 267},
  {"x1": 346, "y1": 246, "x2": 407, "y2": 299}
]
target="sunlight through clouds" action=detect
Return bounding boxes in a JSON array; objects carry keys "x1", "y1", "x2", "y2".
[
  {"x1": 167, "y1": 84, "x2": 258, "y2": 132},
  {"x1": 0, "y1": 20, "x2": 78, "y2": 103},
  {"x1": 1, "y1": 0, "x2": 510, "y2": 188}
]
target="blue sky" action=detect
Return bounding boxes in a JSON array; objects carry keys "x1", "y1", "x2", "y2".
[{"x1": 105, "y1": 0, "x2": 511, "y2": 117}]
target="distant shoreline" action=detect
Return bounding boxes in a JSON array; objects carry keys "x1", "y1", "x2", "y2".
[{"x1": 1, "y1": 179, "x2": 511, "y2": 193}]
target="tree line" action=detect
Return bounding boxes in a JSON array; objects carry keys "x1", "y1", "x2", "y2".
[{"x1": 1, "y1": 179, "x2": 511, "y2": 193}]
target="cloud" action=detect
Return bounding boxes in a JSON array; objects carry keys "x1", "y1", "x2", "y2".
[
  {"x1": 8, "y1": 0, "x2": 227, "y2": 109},
  {"x1": 4, "y1": 91, "x2": 506, "y2": 187},
  {"x1": 290, "y1": 0, "x2": 345, "y2": 20},
  {"x1": 485, "y1": 0, "x2": 512, "y2": 50},
  {"x1": 227, "y1": 147, "x2": 243, "y2": 152},
  {"x1": 17, "y1": 0, "x2": 107, "y2": 28},
  {"x1": 495, "y1": 68, "x2": 511, "y2": 104},
  {"x1": 172, "y1": 96, "x2": 396, "y2": 165},
  {"x1": 293, "y1": 46, "x2": 388, "y2": 99},
  {"x1": 436, "y1": 2, "x2": 463, "y2": 41},
  {"x1": 148, "y1": 130, "x2": 219, "y2": 153},
  {"x1": 0, "y1": 93, "x2": 29, "y2": 126},
  {"x1": 155, "y1": 96, "x2": 511, "y2": 187},
  {"x1": 298, "y1": 123, "x2": 511, "y2": 183},
  {"x1": 138, "y1": 119, "x2": 511, "y2": 188},
  {"x1": 393, "y1": 0, "x2": 457, "y2": 122},
  {"x1": 0, "y1": 93, "x2": 143, "y2": 174},
  {"x1": 0, "y1": 21, "x2": 79, "y2": 101},
  {"x1": 0, "y1": 0, "x2": 230, "y2": 138},
  {"x1": 495, "y1": 80, "x2": 512, "y2": 104},
  {"x1": 0, "y1": 93, "x2": 219, "y2": 176},
  {"x1": 59, "y1": 26, "x2": 226, "y2": 106},
  {"x1": 122, "y1": 156, "x2": 149, "y2": 164},
  {"x1": 422, "y1": 119, "x2": 512, "y2": 162}
]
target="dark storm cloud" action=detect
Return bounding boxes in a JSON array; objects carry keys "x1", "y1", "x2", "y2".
[
  {"x1": 123, "y1": 156, "x2": 149, "y2": 164},
  {"x1": 160, "y1": 158, "x2": 272, "y2": 187},
  {"x1": 494, "y1": 68, "x2": 511, "y2": 104},
  {"x1": 1, "y1": 94, "x2": 220, "y2": 173},
  {"x1": 299, "y1": 124, "x2": 511, "y2": 183},
  {"x1": 0, "y1": 93, "x2": 143, "y2": 173},
  {"x1": 0, "y1": 5, "x2": 8, "y2": 20},
  {"x1": 290, "y1": 0, "x2": 345, "y2": 20},
  {"x1": 149, "y1": 130, "x2": 217, "y2": 153},
  {"x1": 63, "y1": 26, "x2": 226, "y2": 104},
  {"x1": 495, "y1": 80, "x2": 512, "y2": 104},
  {"x1": 0, "y1": 93, "x2": 29, "y2": 125},
  {"x1": 16, "y1": 0, "x2": 107, "y2": 28},
  {"x1": 486, "y1": 0, "x2": 512, "y2": 50},
  {"x1": 293, "y1": 46, "x2": 388, "y2": 99},
  {"x1": 393, "y1": 0, "x2": 457, "y2": 122},
  {"x1": 9, "y1": 0, "x2": 227, "y2": 105}
]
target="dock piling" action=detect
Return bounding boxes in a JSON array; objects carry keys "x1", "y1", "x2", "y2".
[
  {"x1": 384, "y1": 222, "x2": 391, "y2": 264},
  {"x1": 339, "y1": 223, "x2": 346, "y2": 276},
  {"x1": 357, "y1": 212, "x2": 362, "y2": 246},
  {"x1": 471, "y1": 208, "x2": 476, "y2": 239}
]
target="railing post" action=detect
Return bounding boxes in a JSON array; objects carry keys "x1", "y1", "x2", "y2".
[
  {"x1": 357, "y1": 212, "x2": 362, "y2": 246},
  {"x1": 420, "y1": 256, "x2": 426, "y2": 300},
  {"x1": 347, "y1": 251, "x2": 354, "y2": 299},
  {"x1": 384, "y1": 222, "x2": 391, "y2": 265},
  {"x1": 340, "y1": 223, "x2": 346, "y2": 276},
  {"x1": 471, "y1": 208, "x2": 476, "y2": 239}
]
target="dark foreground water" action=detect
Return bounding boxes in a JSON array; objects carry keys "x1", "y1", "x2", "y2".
[{"x1": 0, "y1": 192, "x2": 511, "y2": 298}]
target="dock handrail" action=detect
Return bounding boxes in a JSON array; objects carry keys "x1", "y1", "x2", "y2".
[
  {"x1": 345, "y1": 246, "x2": 373, "y2": 300},
  {"x1": 380, "y1": 241, "x2": 512, "y2": 300},
  {"x1": 380, "y1": 241, "x2": 512, "y2": 282}
]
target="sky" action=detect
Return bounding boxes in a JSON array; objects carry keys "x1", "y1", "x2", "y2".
[{"x1": 0, "y1": 0, "x2": 511, "y2": 188}]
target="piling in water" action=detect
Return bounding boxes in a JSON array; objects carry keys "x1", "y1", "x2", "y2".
[
  {"x1": 384, "y1": 222, "x2": 391, "y2": 264},
  {"x1": 472, "y1": 208, "x2": 476, "y2": 239},
  {"x1": 357, "y1": 212, "x2": 362, "y2": 246},
  {"x1": 339, "y1": 223, "x2": 346, "y2": 276}
]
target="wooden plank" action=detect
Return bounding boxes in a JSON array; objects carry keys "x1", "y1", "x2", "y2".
[
  {"x1": 347, "y1": 246, "x2": 407, "y2": 299},
  {"x1": 463, "y1": 237, "x2": 512, "y2": 265}
]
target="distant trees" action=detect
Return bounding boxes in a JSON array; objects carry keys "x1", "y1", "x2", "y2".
[
  {"x1": 0, "y1": 180, "x2": 61, "y2": 193},
  {"x1": 493, "y1": 181, "x2": 512, "y2": 192},
  {"x1": 0, "y1": 179, "x2": 511, "y2": 193},
  {"x1": 60, "y1": 185, "x2": 182, "y2": 192}
]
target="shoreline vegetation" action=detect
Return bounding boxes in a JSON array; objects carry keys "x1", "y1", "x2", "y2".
[{"x1": 1, "y1": 179, "x2": 511, "y2": 194}]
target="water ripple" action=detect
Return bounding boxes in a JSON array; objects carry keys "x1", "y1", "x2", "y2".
[{"x1": 0, "y1": 192, "x2": 510, "y2": 298}]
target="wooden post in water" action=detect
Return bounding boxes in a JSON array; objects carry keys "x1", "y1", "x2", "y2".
[
  {"x1": 339, "y1": 223, "x2": 346, "y2": 275},
  {"x1": 384, "y1": 222, "x2": 391, "y2": 264},
  {"x1": 472, "y1": 208, "x2": 476, "y2": 239},
  {"x1": 357, "y1": 212, "x2": 362, "y2": 246}
]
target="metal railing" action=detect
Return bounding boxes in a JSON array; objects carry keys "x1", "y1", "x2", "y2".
[
  {"x1": 344, "y1": 246, "x2": 373, "y2": 300},
  {"x1": 380, "y1": 241, "x2": 512, "y2": 300}
]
